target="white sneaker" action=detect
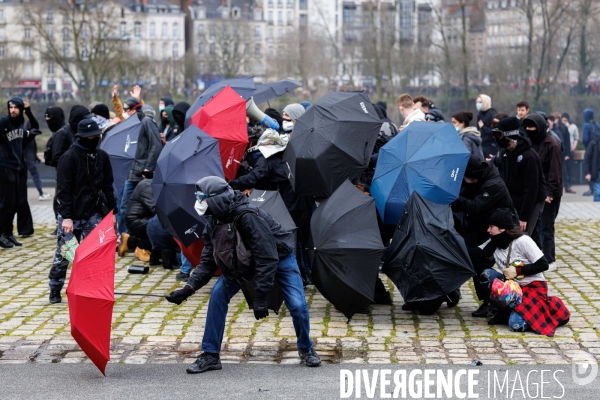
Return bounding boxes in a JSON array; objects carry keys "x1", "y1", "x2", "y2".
[
  {"x1": 548, "y1": 262, "x2": 557, "y2": 271},
  {"x1": 39, "y1": 193, "x2": 52, "y2": 201}
]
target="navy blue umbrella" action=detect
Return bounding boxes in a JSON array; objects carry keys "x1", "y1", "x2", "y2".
[
  {"x1": 252, "y1": 79, "x2": 302, "y2": 105},
  {"x1": 152, "y1": 125, "x2": 224, "y2": 247},
  {"x1": 185, "y1": 77, "x2": 255, "y2": 129},
  {"x1": 99, "y1": 116, "x2": 141, "y2": 199},
  {"x1": 371, "y1": 122, "x2": 470, "y2": 226}
]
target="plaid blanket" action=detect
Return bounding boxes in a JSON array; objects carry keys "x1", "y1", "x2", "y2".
[{"x1": 514, "y1": 281, "x2": 570, "y2": 337}]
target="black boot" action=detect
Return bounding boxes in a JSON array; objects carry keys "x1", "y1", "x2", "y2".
[
  {"x1": 149, "y1": 249, "x2": 162, "y2": 266},
  {"x1": 472, "y1": 302, "x2": 496, "y2": 318},
  {"x1": 49, "y1": 289, "x2": 62, "y2": 304},
  {"x1": 161, "y1": 249, "x2": 180, "y2": 270},
  {"x1": 488, "y1": 310, "x2": 510, "y2": 325}
]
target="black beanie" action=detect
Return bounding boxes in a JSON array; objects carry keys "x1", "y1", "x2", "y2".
[
  {"x1": 264, "y1": 108, "x2": 283, "y2": 127},
  {"x1": 465, "y1": 156, "x2": 484, "y2": 179},
  {"x1": 561, "y1": 112, "x2": 570, "y2": 121},
  {"x1": 91, "y1": 104, "x2": 110, "y2": 120},
  {"x1": 495, "y1": 116, "x2": 520, "y2": 134},
  {"x1": 488, "y1": 208, "x2": 518, "y2": 230}
]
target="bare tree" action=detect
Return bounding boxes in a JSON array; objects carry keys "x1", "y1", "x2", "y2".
[
  {"x1": 0, "y1": 51, "x2": 23, "y2": 96},
  {"x1": 28, "y1": 0, "x2": 125, "y2": 103},
  {"x1": 574, "y1": 0, "x2": 600, "y2": 95},
  {"x1": 203, "y1": 20, "x2": 256, "y2": 78}
]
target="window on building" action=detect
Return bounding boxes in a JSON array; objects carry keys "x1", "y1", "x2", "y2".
[
  {"x1": 24, "y1": 64, "x2": 32, "y2": 77},
  {"x1": 24, "y1": 46, "x2": 31, "y2": 58},
  {"x1": 278, "y1": 0, "x2": 283, "y2": 7},
  {"x1": 0, "y1": 10, "x2": 4, "y2": 22},
  {"x1": 63, "y1": 43, "x2": 70, "y2": 57},
  {"x1": 0, "y1": 28, "x2": 5, "y2": 40},
  {"x1": 0, "y1": 45, "x2": 4, "y2": 58},
  {"x1": 134, "y1": 42, "x2": 141, "y2": 57},
  {"x1": 268, "y1": 0, "x2": 273, "y2": 6},
  {"x1": 46, "y1": 26, "x2": 53, "y2": 39},
  {"x1": 255, "y1": 26, "x2": 261, "y2": 40},
  {"x1": 24, "y1": 28, "x2": 30, "y2": 39},
  {"x1": 48, "y1": 61, "x2": 55, "y2": 75},
  {"x1": 150, "y1": 42, "x2": 156, "y2": 58},
  {"x1": 254, "y1": 10, "x2": 261, "y2": 20},
  {"x1": 173, "y1": 23, "x2": 179, "y2": 39},
  {"x1": 63, "y1": 27, "x2": 70, "y2": 40},
  {"x1": 255, "y1": 43, "x2": 261, "y2": 57},
  {"x1": 198, "y1": 24, "x2": 205, "y2": 36},
  {"x1": 277, "y1": 11, "x2": 283, "y2": 25},
  {"x1": 268, "y1": 11, "x2": 273, "y2": 24},
  {"x1": 162, "y1": 43, "x2": 168, "y2": 58},
  {"x1": 287, "y1": 11, "x2": 292, "y2": 25},
  {"x1": 299, "y1": 0, "x2": 307, "y2": 10},
  {"x1": 47, "y1": 12, "x2": 53, "y2": 24},
  {"x1": 209, "y1": 43, "x2": 216, "y2": 55},
  {"x1": 198, "y1": 42, "x2": 205, "y2": 55},
  {"x1": 267, "y1": 28, "x2": 273, "y2": 40},
  {"x1": 81, "y1": 49, "x2": 89, "y2": 60},
  {"x1": 162, "y1": 22, "x2": 168, "y2": 39},
  {"x1": 287, "y1": 0, "x2": 293, "y2": 7},
  {"x1": 299, "y1": 14, "x2": 307, "y2": 27},
  {"x1": 120, "y1": 22, "x2": 127, "y2": 37},
  {"x1": 134, "y1": 22, "x2": 141, "y2": 38},
  {"x1": 173, "y1": 43, "x2": 179, "y2": 58},
  {"x1": 209, "y1": 25, "x2": 215, "y2": 39},
  {"x1": 82, "y1": 22, "x2": 89, "y2": 38},
  {"x1": 150, "y1": 22, "x2": 156, "y2": 38}
]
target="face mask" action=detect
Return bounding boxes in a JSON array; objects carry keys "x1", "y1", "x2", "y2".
[
  {"x1": 123, "y1": 112, "x2": 130, "y2": 120},
  {"x1": 158, "y1": 106, "x2": 165, "y2": 112},
  {"x1": 282, "y1": 120, "x2": 294, "y2": 132},
  {"x1": 194, "y1": 200, "x2": 208, "y2": 217},
  {"x1": 455, "y1": 125, "x2": 461, "y2": 133},
  {"x1": 526, "y1": 129, "x2": 541, "y2": 143},
  {"x1": 80, "y1": 137, "x2": 99, "y2": 150},
  {"x1": 162, "y1": 117, "x2": 170, "y2": 126},
  {"x1": 476, "y1": 103, "x2": 483, "y2": 112}
]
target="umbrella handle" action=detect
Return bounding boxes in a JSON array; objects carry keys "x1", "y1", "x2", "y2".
[
  {"x1": 193, "y1": 136, "x2": 203, "y2": 154},
  {"x1": 114, "y1": 292, "x2": 165, "y2": 298}
]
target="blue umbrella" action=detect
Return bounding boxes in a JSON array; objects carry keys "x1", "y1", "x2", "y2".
[
  {"x1": 99, "y1": 116, "x2": 141, "y2": 199},
  {"x1": 185, "y1": 77, "x2": 255, "y2": 129},
  {"x1": 152, "y1": 125, "x2": 224, "y2": 247},
  {"x1": 252, "y1": 79, "x2": 302, "y2": 105},
  {"x1": 371, "y1": 122, "x2": 470, "y2": 226}
]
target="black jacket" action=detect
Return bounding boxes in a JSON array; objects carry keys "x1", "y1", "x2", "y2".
[
  {"x1": 50, "y1": 105, "x2": 89, "y2": 167},
  {"x1": 494, "y1": 138, "x2": 546, "y2": 222},
  {"x1": 525, "y1": 114, "x2": 563, "y2": 199},
  {"x1": 230, "y1": 150, "x2": 313, "y2": 211},
  {"x1": 583, "y1": 135, "x2": 600, "y2": 181},
  {"x1": 477, "y1": 107, "x2": 498, "y2": 157},
  {"x1": 127, "y1": 112, "x2": 161, "y2": 182},
  {"x1": 452, "y1": 162, "x2": 513, "y2": 246},
  {"x1": 186, "y1": 192, "x2": 295, "y2": 297},
  {"x1": 124, "y1": 179, "x2": 155, "y2": 234},
  {"x1": 56, "y1": 142, "x2": 118, "y2": 220},
  {"x1": 0, "y1": 98, "x2": 38, "y2": 170}
]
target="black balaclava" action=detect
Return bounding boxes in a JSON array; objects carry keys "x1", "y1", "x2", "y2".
[
  {"x1": 69, "y1": 105, "x2": 91, "y2": 132},
  {"x1": 523, "y1": 113, "x2": 548, "y2": 148},
  {"x1": 172, "y1": 101, "x2": 191, "y2": 129},
  {"x1": 45, "y1": 106, "x2": 66, "y2": 133}
]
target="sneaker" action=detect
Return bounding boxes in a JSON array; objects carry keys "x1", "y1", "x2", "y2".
[
  {"x1": 118, "y1": 233, "x2": 130, "y2": 257},
  {"x1": 583, "y1": 189, "x2": 593, "y2": 196},
  {"x1": 39, "y1": 193, "x2": 52, "y2": 201},
  {"x1": 472, "y1": 302, "x2": 496, "y2": 318},
  {"x1": 0, "y1": 235, "x2": 14, "y2": 249},
  {"x1": 134, "y1": 247, "x2": 151, "y2": 262},
  {"x1": 186, "y1": 353, "x2": 222, "y2": 374},
  {"x1": 5, "y1": 235, "x2": 22, "y2": 247},
  {"x1": 548, "y1": 262, "x2": 557, "y2": 271},
  {"x1": 176, "y1": 272, "x2": 190, "y2": 282},
  {"x1": 298, "y1": 348, "x2": 321, "y2": 367},
  {"x1": 565, "y1": 188, "x2": 576, "y2": 194},
  {"x1": 49, "y1": 289, "x2": 62, "y2": 304},
  {"x1": 47, "y1": 228, "x2": 58, "y2": 237}
]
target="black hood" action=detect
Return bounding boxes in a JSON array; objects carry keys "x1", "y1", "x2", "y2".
[
  {"x1": 207, "y1": 190, "x2": 248, "y2": 223},
  {"x1": 69, "y1": 105, "x2": 91, "y2": 132},
  {"x1": 523, "y1": 113, "x2": 547, "y2": 146},
  {"x1": 372, "y1": 103, "x2": 387, "y2": 120},
  {"x1": 172, "y1": 102, "x2": 191, "y2": 128},
  {"x1": 161, "y1": 97, "x2": 174, "y2": 107},
  {"x1": 45, "y1": 106, "x2": 66, "y2": 133},
  {"x1": 7, "y1": 97, "x2": 25, "y2": 126}
]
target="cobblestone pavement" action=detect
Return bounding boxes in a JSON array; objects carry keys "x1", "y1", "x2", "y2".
[{"x1": 1, "y1": 204, "x2": 600, "y2": 366}]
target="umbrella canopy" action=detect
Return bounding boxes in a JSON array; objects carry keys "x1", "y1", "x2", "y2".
[
  {"x1": 382, "y1": 192, "x2": 475, "y2": 303},
  {"x1": 248, "y1": 190, "x2": 296, "y2": 234},
  {"x1": 152, "y1": 125, "x2": 224, "y2": 247},
  {"x1": 252, "y1": 79, "x2": 302, "y2": 105},
  {"x1": 282, "y1": 91, "x2": 381, "y2": 198},
  {"x1": 371, "y1": 122, "x2": 470, "y2": 226},
  {"x1": 66, "y1": 211, "x2": 117, "y2": 376},
  {"x1": 99, "y1": 116, "x2": 141, "y2": 199},
  {"x1": 310, "y1": 180, "x2": 385, "y2": 320},
  {"x1": 190, "y1": 85, "x2": 248, "y2": 181},
  {"x1": 185, "y1": 77, "x2": 255, "y2": 129}
]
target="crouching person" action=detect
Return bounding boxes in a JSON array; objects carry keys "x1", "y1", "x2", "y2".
[
  {"x1": 166, "y1": 176, "x2": 320, "y2": 373},
  {"x1": 479, "y1": 209, "x2": 570, "y2": 336}
]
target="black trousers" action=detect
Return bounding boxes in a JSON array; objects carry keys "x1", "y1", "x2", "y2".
[
  {"x1": 0, "y1": 167, "x2": 19, "y2": 236},
  {"x1": 562, "y1": 154, "x2": 574, "y2": 189},
  {"x1": 467, "y1": 246, "x2": 495, "y2": 301},
  {"x1": 535, "y1": 197, "x2": 561, "y2": 263},
  {"x1": 14, "y1": 164, "x2": 33, "y2": 236},
  {"x1": 127, "y1": 223, "x2": 152, "y2": 251}
]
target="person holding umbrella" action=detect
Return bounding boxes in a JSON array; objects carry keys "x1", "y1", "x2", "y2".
[
  {"x1": 166, "y1": 176, "x2": 321, "y2": 373},
  {"x1": 49, "y1": 119, "x2": 118, "y2": 304}
]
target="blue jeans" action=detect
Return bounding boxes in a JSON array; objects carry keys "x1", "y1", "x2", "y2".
[
  {"x1": 480, "y1": 268, "x2": 529, "y2": 332},
  {"x1": 594, "y1": 180, "x2": 600, "y2": 202},
  {"x1": 508, "y1": 310, "x2": 528, "y2": 332},
  {"x1": 146, "y1": 215, "x2": 175, "y2": 251},
  {"x1": 117, "y1": 180, "x2": 139, "y2": 235},
  {"x1": 179, "y1": 252, "x2": 193, "y2": 274},
  {"x1": 201, "y1": 252, "x2": 312, "y2": 354}
]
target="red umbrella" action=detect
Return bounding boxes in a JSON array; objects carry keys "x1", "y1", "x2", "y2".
[
  {"x1": 174, "y1": 237, "x2": 221, "y2": 277},
  {"x1": 190, "y1": 85, "x2": 248, "y2": 180},
  {"x1": 66, "y1": 212, "x2": 117, "y2": 376}
]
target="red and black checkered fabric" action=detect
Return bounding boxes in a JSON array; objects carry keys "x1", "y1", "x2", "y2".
[{"x1": 514, "y1": 281, "x2": 570, "y2": 337}]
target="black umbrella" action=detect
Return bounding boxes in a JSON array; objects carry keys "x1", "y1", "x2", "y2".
[
  {"x1": 282, "y1": 91, "x2": 382, "y2": 198},
  {"x1": 241, "y1": 279, "x2": 285, "y2": 315},
  {"x1": 309, "y1": 180, "x2": 385, "y2": 320},
  {"x1": 185, "y1": 77, "x2": 255, "y2": 129},
  {"x1": 152, "y1": 125, "x2": 224, "y2": 247},
  {"x1": 248, "y1": 190, "x2": 296, "y2": 234},
  {"x1": 252, "y1": 79, "x2": 302, "y2": 105},
  {"x1": 99, "y1": 116, "x2": 141, "y2": 199},
  {"x1": 382, "y1": 192, "x2": 475, "y2": 303}
]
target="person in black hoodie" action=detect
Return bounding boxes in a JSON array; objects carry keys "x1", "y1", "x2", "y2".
[
  {"x1": 166, "y1": 176, "x2": 321, "y2": 373},
  {"x1": 171, "y1": 101, "x2": 190, "y2": 137},
  {"x1": 44, "y1": 106, "x2": 66, "y2": 235},
  {"x1": 523, "y1": 114, "x2": 563, "y2": 268},
  {"x1": 492, "y1": 117, "x2": 546, "y2": 245},
  {"x1": 49, "y1": 119, "x2": 117, "y2": 304},
  {"x1": 50, "y1": 105, "x2": 90, "y2": 167},
  {"x1": 0, "y1": 97, "x2": 41, "y2": 248}
]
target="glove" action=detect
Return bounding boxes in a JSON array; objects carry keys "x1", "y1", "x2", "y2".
[
  {"x1": 29, "y1": 129, "x2": 42, "y2": 136},
  {"x1": 141, "y1": 170, "x2": 153, "y2": 179},
  {"x1": 253, "y1": 293, "x2": 269, "y2": 320},
  {"x1": 503, "y1": 266, "x2": 517, "y2": 280},
  {"x1": 261, "y1": 115, "x2": 280, "y2": 131},
  {"x1": 166, "y1": 286, "x2": 195, "y2": 305}
]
